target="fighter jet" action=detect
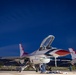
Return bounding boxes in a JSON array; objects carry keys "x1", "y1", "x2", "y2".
[
  {"x1": 19, "y1": 35, "x2": 70, "y2": 72},
  {"x1": 0, "y1": 35, "x2": 70, "y2": 72},
  {"x1": 68, "y1": 48, "x2": 76, "y2": 65}
]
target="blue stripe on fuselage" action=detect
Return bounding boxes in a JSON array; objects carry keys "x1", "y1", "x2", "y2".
[{"x1": 45, "y1": 49, "x2": 57, "y2": 56}]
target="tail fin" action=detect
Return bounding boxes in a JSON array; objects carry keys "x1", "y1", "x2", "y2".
[
  {"x1": 68, "y1": 48, "x2": 76, "y2": 59},
  {"x1": 19, "y1": 44, "x2": 28, "y2": 57}
]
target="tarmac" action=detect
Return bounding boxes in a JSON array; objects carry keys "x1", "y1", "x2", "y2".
[{"x1": 0, "y1": 71, "x2": 76, "y2": 75}]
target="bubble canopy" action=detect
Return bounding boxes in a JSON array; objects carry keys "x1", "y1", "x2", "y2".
[{"x1": 40, "y1": 35, "x2": 55, "y2": 48}]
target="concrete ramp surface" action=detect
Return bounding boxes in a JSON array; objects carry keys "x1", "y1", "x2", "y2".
[{"x1": 0, "y1": 71, "x2": 76, "y2": 75}]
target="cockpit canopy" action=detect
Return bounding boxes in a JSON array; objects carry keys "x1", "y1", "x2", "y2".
[{"x1": 39, "y1": 35, "x2": 55, "y2": 50}]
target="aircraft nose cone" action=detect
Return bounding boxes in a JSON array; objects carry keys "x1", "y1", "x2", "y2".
[{"x1": 55, "y1": 50, "x2": 70, "y2": 56}]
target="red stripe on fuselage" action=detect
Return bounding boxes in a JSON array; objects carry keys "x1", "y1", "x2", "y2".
[{"x1": 55, "y1": 50, "x2": 70, "y2": 56}]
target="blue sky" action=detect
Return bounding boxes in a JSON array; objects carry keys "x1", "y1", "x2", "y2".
[{"x1": 0, "y1": 0, "x2": 76, "y2": 57}]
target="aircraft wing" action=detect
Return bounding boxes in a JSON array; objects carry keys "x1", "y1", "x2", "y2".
[
  {"x1": 0, "y1": 55, "x2": 30, "y2": 64},
  {"x1": 0, "y1": 43, "x2": 30, "y2": 63}
]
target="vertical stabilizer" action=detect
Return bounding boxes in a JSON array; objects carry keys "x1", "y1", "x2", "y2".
[
  {"x1": 68, "y1": 48, "x2": 76, "y2": 59},
  {"x1": 19, "y1": 44, "x2": 28, "y2": 57}
]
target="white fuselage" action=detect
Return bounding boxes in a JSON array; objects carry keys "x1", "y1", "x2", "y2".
[
  {"x1": 30, "y1": 55, "x2": 50, "y2": 64},
  {"x1": 29, "y1": 49, "x2": 51, "y2": 64}
]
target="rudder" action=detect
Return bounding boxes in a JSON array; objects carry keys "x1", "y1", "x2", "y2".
[{"x1": 19, "y1": 44, "x2": 28, "y2": 57}]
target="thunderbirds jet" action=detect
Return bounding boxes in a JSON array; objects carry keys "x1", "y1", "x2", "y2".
[
  {"x1": 69, "y1": 48, "x2": 76, "y2": 65},
  {"x1": 19, "y1": 35, "x2": 70, "y2": 72},
  {"x1": 0, "y1": 35, "x2": 70, "y2": 72}
]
